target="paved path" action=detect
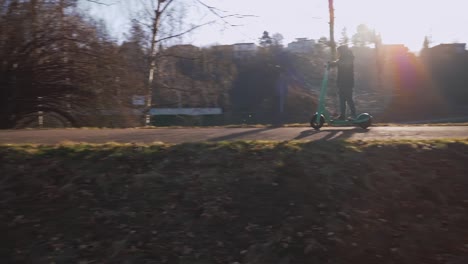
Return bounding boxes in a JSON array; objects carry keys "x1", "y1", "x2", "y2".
[{"x1": 0, "y1": 126, "x2": 467, "y2": 144}]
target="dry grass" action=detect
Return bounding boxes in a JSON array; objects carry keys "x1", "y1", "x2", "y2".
[{"x1": 2, "y1": 139, "x2": 468, "y2": 263}]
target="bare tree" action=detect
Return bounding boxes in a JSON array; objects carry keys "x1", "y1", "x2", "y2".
[
  {"x1": 143, "y1": 0, "x2": 174, "y2": 125},
  {"x1": 0, "y1": 0, "x2": 137, "y2": 128},
  {"x1": 139, "y1": 0, "x2": 254, "y2": 126}
]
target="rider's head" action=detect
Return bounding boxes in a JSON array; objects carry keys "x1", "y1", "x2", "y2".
[{"x1": 337, "y1": 45, "x2": 353, "y2": 59}]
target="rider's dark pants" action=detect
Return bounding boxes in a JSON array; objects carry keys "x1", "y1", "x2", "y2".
[{"x1": 338, "y1": 87, "x2": 356, "y2": 117}]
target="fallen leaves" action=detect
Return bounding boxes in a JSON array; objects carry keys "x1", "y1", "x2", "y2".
[{"x1": 2, "y1": 140, "x2": 468, "y2": 263}]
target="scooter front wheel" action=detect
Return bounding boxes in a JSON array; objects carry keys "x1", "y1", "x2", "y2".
[{"x1": 310, "y1": 114, "x2": 325, "y2": 130}]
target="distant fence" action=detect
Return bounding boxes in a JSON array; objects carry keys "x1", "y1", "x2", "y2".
[
  {"x1": 149, "y1": 111, "x2": 312, "y2": 127},
  {"x1": 150, "y1": 108, "x2": 223, "y2": 116},
  {"x1": 16, "y1": 105, "x2": 468, "y2": 128}
]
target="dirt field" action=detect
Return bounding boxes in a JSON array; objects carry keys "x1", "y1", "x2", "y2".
[{"x1": 1, "y1": 140, "x2": 468, "y2": 263}]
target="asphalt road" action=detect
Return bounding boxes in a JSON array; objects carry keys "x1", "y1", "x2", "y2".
[{"x1": 0, "y1": 126, "x2": 467, "y2": 144}]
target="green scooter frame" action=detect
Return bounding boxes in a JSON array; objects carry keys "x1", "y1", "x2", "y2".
[{"x1": 310, "y1": 65, "x2": 372, "y2": 130}]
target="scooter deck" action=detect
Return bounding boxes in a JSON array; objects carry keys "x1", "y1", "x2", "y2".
[{"x1": 329, "y1": 118, "x2": 368, "y2": 126}]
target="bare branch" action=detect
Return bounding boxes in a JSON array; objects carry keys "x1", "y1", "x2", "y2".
[
  {"x1": 156, "y1": 20, "x2": 216, "y2": 43},
  {"x1": 85, "y1": 0, "x2": 118, "y2": 6},
  {"x1": 160, "y1": 0, "x2": 177, "y2": 15},
  {"x1": 194, "y1": 0, "x2": 257, "y2": 27}
]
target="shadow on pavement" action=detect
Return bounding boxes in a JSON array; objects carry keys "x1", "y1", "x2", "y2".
[
  {"x1": 294, "y1": 127, "x2": 370, "y2": 141},
  {"x1": 208, "y1": 128, "x2": 276, "y2": 142}
]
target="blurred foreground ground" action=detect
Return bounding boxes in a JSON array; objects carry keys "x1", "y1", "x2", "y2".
[{"x1": 1, "y1": 140, "x2": 468, "y2": 263}]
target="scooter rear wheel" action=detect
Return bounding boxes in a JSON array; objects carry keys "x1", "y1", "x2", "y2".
[
  {"x1": 357, "y1": 113, "x2": 372, "y2": 129},
  {"x1": 358, "y1": 119, "x2": 372, "y2": 129},
  {"x1": 310, "y1": 114, "x2": 325, "y2": 130}
]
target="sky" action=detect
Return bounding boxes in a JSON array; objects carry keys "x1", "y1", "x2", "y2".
[{"x1": 79, "y1": 0, "x2": 468, "y2": 52}]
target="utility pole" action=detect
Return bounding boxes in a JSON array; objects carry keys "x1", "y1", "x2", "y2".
[
  {"x1": 328, "y1": 0, "x2": 336, "y2": 60},
  {"x1": 328, "y1": 0, "x2": 339, "y2": 114}
]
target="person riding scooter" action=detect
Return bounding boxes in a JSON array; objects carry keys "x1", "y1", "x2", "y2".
[{"x1": 328, "y1": 45, "x2": 356, "y2": 120}]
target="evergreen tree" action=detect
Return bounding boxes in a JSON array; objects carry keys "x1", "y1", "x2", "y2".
[
  {"x1": 339, "y1": 27, "x2": 350, "y2": 46},
  {"x1": 352, "y1": 24, "x2": 377, "y2": 47},
  {"x1": 259, "y1": 31, "x2": 273, "y2": 47},
  {"x1": 272, "y1": 33, "x2": 284, "y2": 47},
  {"x1": 422, "y1": 35, "x2": 431, "y2": 50}
]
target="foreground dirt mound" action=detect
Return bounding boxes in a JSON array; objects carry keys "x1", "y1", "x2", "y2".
[{"x1": 1, "y1": 140, "x2": 468, "y2": 264}]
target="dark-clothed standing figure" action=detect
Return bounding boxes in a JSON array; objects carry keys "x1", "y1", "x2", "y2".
[{"x1": 329, "y1": 45, "x2": 356, "y2": 119}]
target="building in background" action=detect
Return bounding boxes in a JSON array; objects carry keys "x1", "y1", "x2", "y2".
[
  {"x1": 232, "y1": 43, "x2": 258, "y2": 59},
  {"x1": 287, "y1": 38, "x2": 315, "y2": 54},
  {"x1": 430, "y1": 43, "x2": 466, "y2": 54}
]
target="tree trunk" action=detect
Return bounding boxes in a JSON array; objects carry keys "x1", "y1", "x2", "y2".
[{"x1": 145, "y1": 2, "x2": 164, "y2": 126}]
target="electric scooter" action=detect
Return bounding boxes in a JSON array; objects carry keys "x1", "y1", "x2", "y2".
[{"x1": 310, "y1": 64, "x2": 372, "y2": 130}]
